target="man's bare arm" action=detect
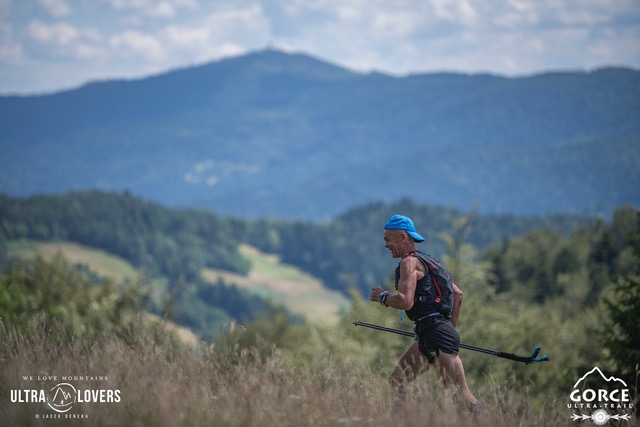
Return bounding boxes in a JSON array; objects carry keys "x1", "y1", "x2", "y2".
[
  {"x1": 450, "y1": 283, "x2": 463, "y2": 328},
  {"x1": 387, "y1": 257, "x2": 419, "y2": 310},
  {"x1": 370, "y1": 257, "x2": 420, "y2": 310}
]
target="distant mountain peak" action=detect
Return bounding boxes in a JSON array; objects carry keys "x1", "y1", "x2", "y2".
[{"x1": 229, "y1": 48, "x2": 358, "y2": 80}]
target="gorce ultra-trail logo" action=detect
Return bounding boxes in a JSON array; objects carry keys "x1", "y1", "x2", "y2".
[{"x1": 568, "y1": 367, "x2": 633, "y2": 424}]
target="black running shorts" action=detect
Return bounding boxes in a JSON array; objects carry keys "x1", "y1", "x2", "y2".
[{"x1": 416, "y1": 321, "x2": 460, "y2": 363}]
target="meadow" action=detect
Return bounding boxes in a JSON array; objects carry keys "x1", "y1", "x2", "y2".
[{"x1": 1, "y1": 316, "x2": 590, "y2": 427}]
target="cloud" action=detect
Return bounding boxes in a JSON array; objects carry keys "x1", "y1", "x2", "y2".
[
  {"x1": 104, "y1": 0, "x2": 197, "y2": 18},
  {"x1": 38, "y1": 0, "x2": 72, "y2": 18},
  {"x1": 162, "y1": 24, "x2": 209, "y2": 47},
  {"x1": 174, "y1": 0, "x2": 198, "y2": 9},
  {"x1": 25, "y1": 20, "x2": 102, "y2": 47},
  {"x1": 155, "y1": 4, "x2": 269, "y2": 61},
  {"x1": 109, "y1": 30, "x2": 164, "y2": 60},
  {"x1": 275, "y1": 0, "x2": 640, "y2": 75},
  {"x1": 428, "y1": 0, "x2": 478, "y2": 25},
  {"x1": 26, "y1": 20, "x2": 80, "y2": 45},
  {"x1": 152, "y1": 2, "x2": 175, "y2": 18},
  {"x1": 0, "y1": 37, "x2": 22, "y2": 65}
]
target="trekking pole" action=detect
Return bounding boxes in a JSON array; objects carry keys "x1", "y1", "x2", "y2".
[{"x1": 352, "y1": 320, "x2": 549, "y2": 365}]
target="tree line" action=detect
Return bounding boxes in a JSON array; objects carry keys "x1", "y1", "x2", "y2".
[
  {"x1": 1, "y1": 191, "x2": 595, "y2": 294},
  {"x1": 0, "y1": 191, "x2": 249, "y2": 281},
  {"x1": 1, "y1": 191, "x2": 633, "y2": 307}
]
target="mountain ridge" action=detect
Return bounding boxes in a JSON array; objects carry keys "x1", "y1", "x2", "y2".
[{"x1": 1, "y1": 49, "x2": 638, "y2": 219}]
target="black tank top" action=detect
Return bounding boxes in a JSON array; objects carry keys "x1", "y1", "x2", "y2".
[{"x1": 394, "y1": 251, "x2": 445, "y2": 323}]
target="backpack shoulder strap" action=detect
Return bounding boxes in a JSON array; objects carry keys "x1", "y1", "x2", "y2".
[{"x1": 408, "y1": 251, "x2": 443, "y2": 296}]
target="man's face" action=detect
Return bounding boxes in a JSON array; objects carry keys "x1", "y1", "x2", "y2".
[{"x1": 383, "y1": 229, "x2": 405, "y2": 258}]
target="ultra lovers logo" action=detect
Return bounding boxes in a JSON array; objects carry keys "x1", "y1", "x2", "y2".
[
  {"x1": 11, "y1": 375, "x2": 121, "y2": 419},
  {"x1": 568, "y1": 367, "x2": 633, "y2": 425}
]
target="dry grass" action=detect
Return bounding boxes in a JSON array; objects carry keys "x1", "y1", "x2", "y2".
[
  {"x1": 3, "y1": 244, "x2": 637, "y2": 426},
  {"x1": 0, "y1": 318, "x2": 613, "y2": 427}
]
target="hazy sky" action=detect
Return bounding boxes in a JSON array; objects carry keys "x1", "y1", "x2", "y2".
[{"x1": 1, "y1": 0, "x2": 639, "y2": 95}]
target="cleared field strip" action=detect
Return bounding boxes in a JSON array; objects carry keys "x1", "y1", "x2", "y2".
[
  {"x1": 201, "y1": 244, "x2": 349, "y2": 325},
  {"x1": 8, "y1": 240, "x2": 349, "y2": 326},
  {"x1": 7, "y1": 240, "x2": 138, "y2": 283}
]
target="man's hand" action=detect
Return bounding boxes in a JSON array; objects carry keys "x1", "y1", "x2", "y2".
[{"x1": 370, "y1": 286, "x2": 385, "y2": 302}]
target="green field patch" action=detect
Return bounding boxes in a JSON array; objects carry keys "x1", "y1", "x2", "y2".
[
  {"x1": 7, "y1": 240, "x2": 139, "y2": 283},
  {"x1": 7, "y1": 240, "x2": 350, "y2": 327},
  {"x1": 202, "y1": 245, "x2": 349, "y2": 325}
]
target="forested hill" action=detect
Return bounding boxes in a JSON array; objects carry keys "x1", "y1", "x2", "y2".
[
  {"x1": 2, "y1": 191, "x2": 638, "y2": 344},
  {"x1": 1, "y1": 49, "x2": 639, "y2": 219},
  {"x1": 0, "y1": 190, "x2": 597, "y2": 294}
]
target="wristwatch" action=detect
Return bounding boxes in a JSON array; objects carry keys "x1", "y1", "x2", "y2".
[{"x1": 377, "y1": 291, "x2": 390, "y2": 306}]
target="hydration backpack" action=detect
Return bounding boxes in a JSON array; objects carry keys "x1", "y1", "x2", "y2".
[{"x1": 410, "y1": 251, "x2": 455, "y2": 318}]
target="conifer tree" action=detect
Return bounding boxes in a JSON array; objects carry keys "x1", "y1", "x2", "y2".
[{"x1": 603, "y1": 214, "x2": 640, "y2": 394}]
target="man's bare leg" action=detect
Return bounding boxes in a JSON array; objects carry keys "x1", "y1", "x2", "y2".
[
  {"x1": 432, "y1": 351, "x2": 478, "y2": 410},
  {"x1": 388, "y1": 343, "x2": 430, "y2": 410},
  {"x1": 389, "y1": 343, "x2": 487, "y2": 422}
]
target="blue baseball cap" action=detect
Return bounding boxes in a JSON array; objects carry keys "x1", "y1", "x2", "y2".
[{"x1": 384, "y1": 215, "x2": 425, "y2": 242}]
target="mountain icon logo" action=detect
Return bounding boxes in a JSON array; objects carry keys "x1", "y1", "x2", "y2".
[
  {"x1": 47, "y1": 383, "x2": 76, "y2": 413},
  {"x1": 573, "y1": 367, "x2": 627, "y2": 388}
]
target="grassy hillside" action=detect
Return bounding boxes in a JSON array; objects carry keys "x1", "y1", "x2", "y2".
[
  {"x1": 7, "y1": 240, "x2": 347, "y2": 327},
  {"x1": 7, "y1": 240, "x2": 138, "y2": 283},
  {"x1": 201, "y1": 245, "x2": 349, "y2": 325}
]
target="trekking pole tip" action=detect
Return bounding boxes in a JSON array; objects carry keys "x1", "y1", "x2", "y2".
[
  {"x1": 523, "y1": 346, "x2": 550, "y2": 365},
  {"x1": 526, "y1": 353, "x2": 550, "y2": 365},
  {"x1": 531, "y1": 346, "x2": 540, "y2": 358}
]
